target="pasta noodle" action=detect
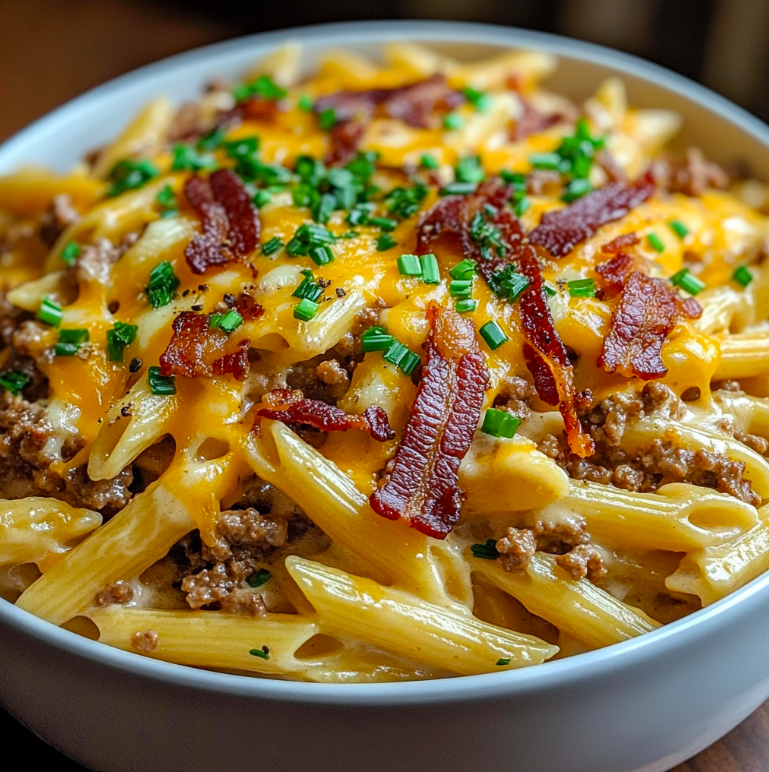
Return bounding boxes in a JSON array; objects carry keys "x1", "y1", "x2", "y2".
[{"x1": 1, "y1": 40, "x2": 769, "y2": 683}]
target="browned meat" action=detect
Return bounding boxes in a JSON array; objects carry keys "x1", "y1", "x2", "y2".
[
  {"x1": 496, "y1": 527, "x2": 536, "y2": 571},
  {"x1": 131, "y1": 630, "x2": 158, "y2": 653},
  {"x1": 38, "y1": 194, "x2": 80, "y2": 247},
  {"x1": 556, "y1": 544, "x2": 606, "y2": 581},
  {"x1": 654, "y1": 148, "x2": 730, "y2": 196},
  {"x1": 94, "y1": 581, "x2": 134, "y2": 607},
  {"x1": 493, "y1": 375, "x2": 536, "y2": 420},
  {"x1": 316, "y1": 359, "x2": 350, "y2": 388},
  {"x1": 531, "y1": 517, "x2": 590, "y2": 554}
]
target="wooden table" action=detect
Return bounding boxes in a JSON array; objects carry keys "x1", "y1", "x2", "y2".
[{"x1": 1, "y1": 0, "x2": 768, "y2": 769}]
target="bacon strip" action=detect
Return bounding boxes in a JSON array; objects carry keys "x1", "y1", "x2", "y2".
[
  {"x1": 369, "y1": 303, "x2": 489, "y2": 539},
  {"x1": 184, "y1": 169, "x2": 260, "y2": 274},
  {"x1": 254, "y1": 389, "x2": 395, "y2": 442},
  {"x1": 159, "y1": 294, "x2": 262, "y2": 381},
  {"x1": 529, "y1": 176, "x2": 655, "y2": 257},
  {"x1": 325, "y1": 119, "x2": 367, "y2": 166},
  {"x1": 415, "y1": 179, "x2": 593, "y2": 457},
  {"x1": 598, "y1": 272, "x2": 702, "y2": 380}
]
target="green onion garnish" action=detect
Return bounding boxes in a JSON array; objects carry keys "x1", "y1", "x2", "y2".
[
  {"x1": 247, "y1": 569, "x2": 272, "y2": 588},
  {"x1": 449, "y1": 259, "x2": 476, "y2": 281},
  {"x1": 292, "y1": 271, "x2": 324, "y2": 302},
  {"x1": 385, "y1": 184, "x2": 428, "y2": 219},
  {"x1": 285, "y1": 223, "x2": 336, "y2": 256},
  {"x1": 318, "y1": 108, "x2": 337, "y2": 131},
  {"x1": 106, "y1": 321, "x2": 138, "y2": 362},
  {"x1": 148, "y1": 366, "x2": 176, "y2": 395},
  {"x1": 398, "y1": 254, "x2": 422, "y2": 277},
  {"x1": 361, "y1": 326, "x2": 394, "y2": 353},
  {"x1": 222, "y1": 136, "x2": 259, "y2": 158},
  {"x1": 309, "y1": 245, "x2": 334, "y2": 266},
  {"x1": 514, "y1": 197, "x2": 531, "y2": 217},
  {"x1": 155, "y1": 184, "x2": 178, "y2": 217},
  {"x1": 496, "y1": 658, "x2": 512, "y2": 666},
  {"x1": 197, "y1": 126, "x2": 226, "y2": 152},
  {"x1": 294, "y1": 298, "x2": 319, "y2": 321},
  {"x1": 234, "y1": 74, "x2": 287, "y2": 103},
  {"x1": 0, "y1": 371, "x2": 30, "y2": 396},
  {"x1": 146, "y1": 261, "x2": 180, "y2": 309},
  {"x1": 297, "y1": 94, "x2": 314, "y2": 112},
  {"x1": 488, "y1": 265, "x2": 529, "y2": 302},
  {"x1": 37, "y1": 297, "x2": 63, "y2": 327},
  {"x1": 646, "y1": 233, "x2": 665, "y2": 253},
  {"x1": 471, "y1": 539, "x2": 500, "y2": 560},
  {"x1": 106, "y1": 158, "x2": 159, "y2": 197},
  {"x1": 529, "y1": 152, "x2": 563, "y2": 171},
  {"x1": 455, "y1": 156, "x2": 486, "y2": 185},
  {"x1": 55, "y1": 328, "x2": 89, "y2": 357},
  {"x1": 170, "y1": 144, "x2": 215, "y2": 172},
  {"x1": 443, "y1": 113, "x2": 464, "y2": 131},
  {"x1": 462, "y1": 85, "x2": 491, "y2": 111},
  {"x1": 369, "y1": 216, "x2": 398, "y2": 232},
  {"x1": 376, "y1": 233, "x2": 397, "y2": 252},
  {"x1": 668, "y1": 220, "x2": 690, "y2": 239},
  {"x1": 455, "y1": 299, "x2": 478, "y2": 314},
  {"x1": 311, "y1": 192, "x2": 336, "y2": 224},
  {"x1": 733, "y1": 265, "x2": 753, "y2": 288},
  {"x1": 567, "y1": 278, "x2": 596, "y2": 298},
  {"x1": 249, "y1": 646, "x2": 271, "y2": 660},
  {"x1": 440, "y1": 181, "x2": 477, "y2": 196},
  {"x1": 209, "y1": 309, "x2": 243, "y2": 334},
  {"x1": 562, "y1": 178, "x2": 593, "y2": 203},
  {"x1": 399, "y1": 350, "x2": 421, "y2": 376},
  {"x1": 420, "y1": 153, "x2": 439, "y2": 170},
  {"x1": 479, "y1": 321, "x2": 508, "y2": 350},
  {"x1": 481, "y1": 408, "x2": 521, "y2": 439},
  {"x1": 670, "y1": 268, "x2": 705, "y2": 296},
  {"x1": 449, "y1": 279, "x2": 474, "y2": 299},
  {"x1": 420, "y1": 254, "x2": 440, "y2": 284},
  {"x1": 382, "y1": 340, "x2": 420, "y2": 375},
  {"x1": 261, "y1": 237, "x2": 283, "y2": 256},
  {"x1": 60, "y1": 241, "x2": 81, "y2": 267}
]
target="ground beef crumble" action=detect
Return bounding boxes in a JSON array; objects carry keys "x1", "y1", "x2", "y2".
[
  {"x1": 94, "y1": 580, "x2": 134, "y2": 607},
  {"x1": 538, "y1": 382, "x2": 761, "y2": 506},
  {"x1": 131, "y1": 629, "x2": 159, "y2": 653},
  {"x1": 555, "y1": 545, "x2": 607, "y2": 581}
]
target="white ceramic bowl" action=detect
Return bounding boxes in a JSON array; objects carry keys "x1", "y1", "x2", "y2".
[{"x1": 3, "y1": 20, "x2": 769, "y2": 772}]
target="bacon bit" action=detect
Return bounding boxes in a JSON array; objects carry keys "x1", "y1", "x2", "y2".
[
  {"x1": 217, "y1": 97, "x2": 279, "y2": 129},
  {"x1": 369, "y1": 303, "x2": 489, "y2": 539},
  {"x1": 515, "y1": 246, "x2": 595, "y2": 457},
  {"x1": 596, "y1": 252, "x2": 636, "y2": 298},
  {"x1": 601, "y1": 232, "x2": 639, "y2": 254},
  {"x1": 184, "y1": 169, "x2": 260, "y2": 274},
  {"x1": 510, "y1": 100, "x2": 563, "y2": 141},
  {"x1": 254, "y1": 389, "x2": 395, "y2": 442},
  {"x1": 599, "y1": 272, "x2": 703, "y2": 381},
  {"x1": 326, "y1": 119, "x2": 367, "y2": 166},
  {"x1": 529, "y1": 175, "x2": 655, "y2": 257},
  {"x1": 159, "y1": 301, "x2": 262, "y2": 381}
]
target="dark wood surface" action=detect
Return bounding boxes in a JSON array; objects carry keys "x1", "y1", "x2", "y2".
[{"x1": 1, "y1": 1, "x2": 769, "y2": 769}]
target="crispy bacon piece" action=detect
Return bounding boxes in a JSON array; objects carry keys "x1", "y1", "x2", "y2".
[
  {"x1": 184, "y1": 169, "x2": 260, "y2": 274},
  {"x1": 598, "y1": 272, "x2": 702, "y2": 380},
  {"x1": 216, "y1": 97, "x2": 280, "y2": 130},
  {"x1": 160, "y1": 295, "x2": 262, "y2": 381},
  {"x1": 529, "y1": 175, "x2": 655, "y2": 258},
  {"x1": 369, "y1": 303, "x2": 489, "y2": 539},
  {"x1": 314, "y1": 74, "x2": 463, "y2": 128},
  {"x1": 510, "y1": 100, "x2": 563, "y2": 141},
  {"x1": 601, "y1": 233, "x2": 639, "y2": 254},
  {"x1": 325, "y1": 119, "x2": 367, "y2": 167},
  {"x1": 515, "y1": 245, "x2": 595, "y2": 457},
  {"x1": 254, "y1": 389, "x2": 395, "y2": 442}
]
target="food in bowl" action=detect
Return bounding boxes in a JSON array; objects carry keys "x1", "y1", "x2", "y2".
[{"x1": 1, "y1": 40, "x2": 768, "y2": 684}]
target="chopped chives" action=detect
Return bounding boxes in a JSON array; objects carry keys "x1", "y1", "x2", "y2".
[
  {"x1": 0, "y1": 371, "x2": 30, "y2": 396},
  {"x1": 567, "y1": 278, "x2": 596, "y2": 298},
  {"x1": 247, "y1": 569, "x2": 272, "y2": 588},
  {"x1": 148, "y1": 366, "x2": 176, "y2": 395},
  {"x1": 297, "y1": 94, "x2": 314, "y2": 112},
  {"x1": 399, "y1": 350, "x2": 421, "y2": 376},
  {"x1": 311, "y1": 192, "x2": 336, "y2": 224},
  {"x1": 449, "y1": 279, "x2": 474, "y2": 299},
  {"x1": 309, "y1": 245, "x2": 334, "y2": 266},
  {"x1": 449, "y1": 259, "x2": 476, "y2": 280},
  {"x1": 222, "y1": 136, "x2": 259, "y2": 158},
  {"x1": 455, "y1": 156, "x2": 486, "y2": 184},
  {"x1": 398, "y1": 254, "x2": 423, "y2": 277},
  {"x1": 514, "y1": 197, "x2": 531, "y2": 217},
  {"x1": 440, "y1": 181, "x2": 477, "y2": 196},
  {"x1": 669, "y1": 219, "x2": 690, "y2": 239},
  {"x1": 481, "y1": 408, "x2": 521, "y2": 439},
  {"x1": 347, "y1": 203, "x2": 375, "y2": 226},
  {"x1": 197, "y1": 126, "x2": 225, "y2": 151},
  {"x1": 670, "y1": 268, "x2": 705, "y2": 296},
  {"x1": 420, "y1": 153, "x2": 439, "y2": 170},
  {"x1": 442, "y1": 113, "x2": 464, "y2": 131},
  {"x1": 471, "y1": 539, "x2": 499, "y2": 559},
  {"x1": 496, "y1": 658, "x2": 512, "y2": 667},
  {"x1": 489, "y1": 265, "x2": 529, "y2": 302},
  {"x1": 646, "y1": 233, "x2": 665, "y2": 253},
  {"x1": 170, "y1": 143, "x2": 215, "y2": 172},
  {"x1": 385, "y1": 184, "x2": 428, "y2": 219},
  {"x1": 479, "y1": 321, "x2": 508, "y2": 350},
  {"x1": 455, "y1": 298, "x2": 478, "y2": 314},
  {"x1": 106, "y1": 321, "x2": 138, "y2": 362},
  {"x1": 261, "y1": 237, "x2": 283, "y2": 256},
  {"x1": 361, "y1": 326, "x2": 394, "y2": 352},
  {"x1": 562, "y1": 178, "x2": 593, "y2": 202},
  {"x1": 375, "y1": 233, "x2": 396, "y2": 252},
  {"x1": 341, "y1": 230, "x2": 359, "y2": 239},
  {"x1": 60, "y1": 241, "x2": 81, "y2": 266},
  {"x1": 294, "y1": 298, "x2": 319, "y2": 321},
  {"x1": 318, "y1": 108, "x2": 337, "y2": 131},
  {"x1": 234, "y1": 74, "x2": 286, "y2": 102},
  {"x1": 368, "y1": 216, "x2": 397, "y2": 232},
  {"x1": 146, "y1": 261, "x2": 180, "y2": 308},
  {"x1": 249, "y1": 647, "x2": 270, "y2": 660},
  {"x1": 209, "y1": 309, "x2": 243, "y2": 333},
  {"x1": 529, "y1": 152, "x2": 563, "y2": 171},
  {"x1": 106, "y1": 158, "x2": 159, "y2": 197},
  {"x1": 285, "y1": 223, "x2": 336, "y2": 256},
  {"x1": 252, "y1": 189, "x2": 273, "y2": 209},
  {"x1": 155, "y1": 184, "x2": 178, "y2": 217},
  {"x1": 55, "y1": 328, "x2": 89, "y2": 356},
  {"x1": 420, "y1": 254, "x2": 440, "y2": 284},
  {"x1": 462, "y1": 85, "x2": 491, "y2": 111},
  {"x1": 292, "y1": 271, "x2": 323, "y2": 302},
  {"x1": 383, "y1": 340, "x2": 409, "y2": 368},
  {"x1": 544, "y1": 281, "x2": 558, "y2": 297},
  {"x1": 733, "y1": 265, "x2": 753, "y2": 288},
  {"x1": 37, "y1": 297, "x2": 63, "y2": 327}
]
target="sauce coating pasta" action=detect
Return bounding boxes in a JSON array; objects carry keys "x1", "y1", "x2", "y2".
[{"x1": 2, "y1": 42, "x2": 769, "y2": 681}]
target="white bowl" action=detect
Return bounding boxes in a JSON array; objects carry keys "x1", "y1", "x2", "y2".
[{"x1": 3, "y1": 20, "x2": 769, "y2": 772}]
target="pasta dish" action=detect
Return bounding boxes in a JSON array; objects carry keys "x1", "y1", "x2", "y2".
[{"x1": 2, "y1": 42, "x2": 769, "y2": 682}]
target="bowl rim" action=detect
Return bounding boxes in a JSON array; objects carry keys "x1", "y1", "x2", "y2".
[{"x1": 3, "y1": 18, "x2": 769, "y2": 706}]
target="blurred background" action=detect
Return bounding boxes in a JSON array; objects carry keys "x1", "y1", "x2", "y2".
[
  {"x1": 3, "y1": 1, "x2": 769, "y2": 770},
  {"x1": 3, "y1": 0, "x2": 769, "y2": 142}
]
